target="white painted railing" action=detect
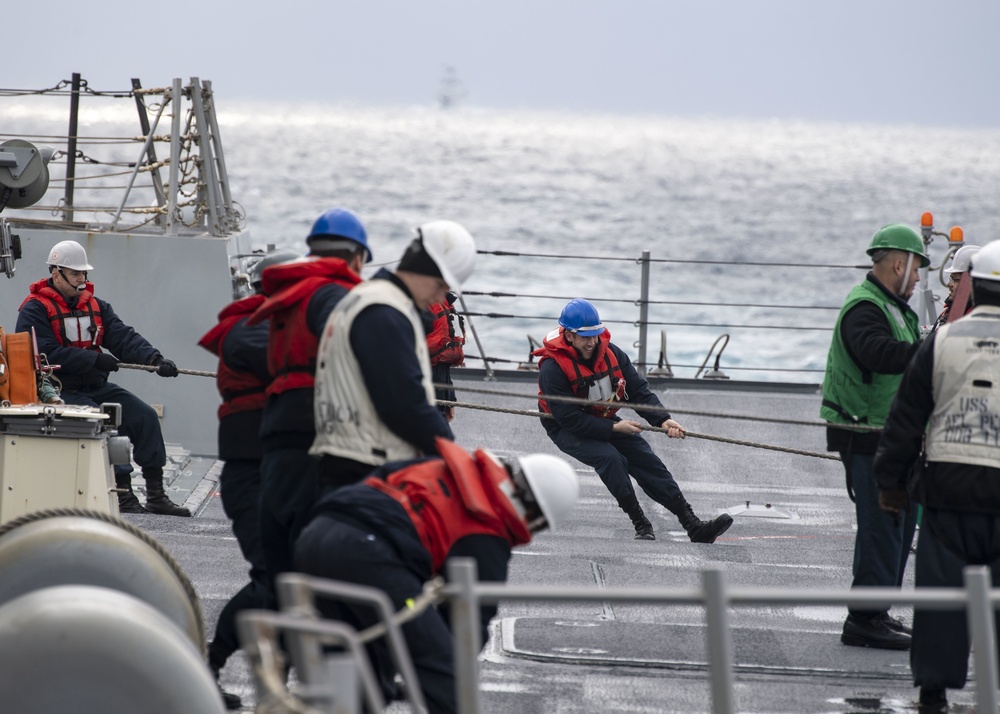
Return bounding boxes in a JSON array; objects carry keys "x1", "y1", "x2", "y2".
[
  {"x1": 242, "y1": 563, "x2": 999, "y2": 713},
  {"x1": 444, "y1": 559, "x2": 999, "y2": 714}
]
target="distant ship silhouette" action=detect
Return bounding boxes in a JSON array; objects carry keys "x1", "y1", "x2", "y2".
[{"x1": 438, "y1": 65, "x2": 467, "y2": 109}]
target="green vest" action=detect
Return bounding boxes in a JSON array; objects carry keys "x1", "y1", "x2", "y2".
[{"x1": 820, "y1": 278, "x2": 920, "y2": 428}]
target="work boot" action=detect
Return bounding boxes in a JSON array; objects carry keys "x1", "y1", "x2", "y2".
[
  {"x1": 621, "y1": 497, "x2": 655, "y2": 540},
  {"x1": 669, "y1": 498, "x2": 733, "y2": 543},
  {"x1": 917, "y1": 686, "x2": 947, "y2": 713},
  {"x1": 143, "y1": 468, "x2": 192, "y2": 517},
  {"x1": 210, "y1": 662, "x2": 242, "y2": 711},
  {"x1": 840, "y1": 613, "x2": 911, "y2": 650},
  {"x1": 114, "y1": 471, "x2": 147, "y2": 514},
  {"x1": 216, "y1": 681, "x2": 242, "y2": 710},
  {"x1": 879, "y1": 612, "x2": 912, "y2": 635}
]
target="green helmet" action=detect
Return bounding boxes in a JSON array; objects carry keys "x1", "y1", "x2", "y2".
[{"x1": 866, "y1": 224, "x2": 930, "y2": 268}]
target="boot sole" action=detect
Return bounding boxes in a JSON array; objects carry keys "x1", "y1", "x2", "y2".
[
  {"x1": 690, "y1": 515, "x2": 734, "y2": 544},
  {"x1": 840, "y1": 632, "x2": 910, "y2": 650}
]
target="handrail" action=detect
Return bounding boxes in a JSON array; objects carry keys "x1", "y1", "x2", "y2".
[
  {"x1": 459, "y1": 248, "x2": 885, "y2": 380},
  {"x1": 445, "y1": 559, "x2": 999, "y2": 714}
]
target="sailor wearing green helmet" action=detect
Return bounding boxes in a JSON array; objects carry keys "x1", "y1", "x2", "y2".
[{"x1": 820, "y1": 223, "x2": 928, "y2": 651}]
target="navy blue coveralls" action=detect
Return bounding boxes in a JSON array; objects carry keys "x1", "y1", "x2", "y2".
[
  {"x1": 826, "y1": 281, "x2": 921, "y2": 615},
  {"x1": 295, "y1": 459, "x2": 509, "y2": 714},
  {"x1": 258, "y1": 280, "x2": 352, "y2": 585},
  {"x1": 538, "y1": 342, "x2": 682, "y2": 510},
  {"x1": 874, "y1": 327, "x2": 1000, "y2": 691},
  {"x1": 314, "y1": 269, "x2": 454, "y2": 491},
  {"x1": 16, "y1": 283, "x2": 166, "y2": 478},
  {"x1": 207, "y1": 313, "x2": 271, "y2": 676}
]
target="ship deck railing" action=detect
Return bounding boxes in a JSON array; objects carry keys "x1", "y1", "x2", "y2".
[{"x1": 242, "y1": 561, "x2": 1000, "y2": 714}]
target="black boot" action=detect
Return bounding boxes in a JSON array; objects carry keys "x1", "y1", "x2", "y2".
[
  {"x1": 143, "y1": 468, "x2": 192, "y2": 517},
  {"x1": 621, "y1": 497, "x2": 655, "y2": 540},
  {"x1": 209, "y1": 660, "x2": 242, "y2": 711},
  {"x1": 668, "y1": 498, "x2": 732, "y2": 543},
  {"x1": 114, "y1": 471, "x2": 147, "y2": 514}
]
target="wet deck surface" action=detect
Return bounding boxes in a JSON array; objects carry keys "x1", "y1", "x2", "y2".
[{"x1": 128, "y1": 373, "x2": 981, "y2": 713}]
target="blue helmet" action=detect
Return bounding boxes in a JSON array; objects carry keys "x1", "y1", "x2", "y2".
[
  {"x1": 306, "y1": 207, "x2": 372, "y2": 262},
  {"x1": 558, "y1": 298, "x2": 605, "y2": 336}
]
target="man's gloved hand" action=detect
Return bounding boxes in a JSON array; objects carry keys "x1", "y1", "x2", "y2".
[
  {"x1": 153, "y1": 356, "x2": 179, "y2": 378},
  {"x1": 878, "y1": 488, "x2": 909, "y2": 527},
  {"x1": 95, "y1": 352, "x2": 119, "y2": 372}
]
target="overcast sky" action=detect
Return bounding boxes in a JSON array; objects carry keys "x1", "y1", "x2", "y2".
[{"x1": 11, "y1": 0, "x2": 999, "y2": 128}]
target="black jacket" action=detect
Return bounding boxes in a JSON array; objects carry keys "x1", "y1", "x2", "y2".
[
  {"x1": 538, "y1": 341, "x2": 670, "y2": 440},
  {"x1": 16, "y1": 283, "x2": 160, "y2": 392},
  {"x1": 874, "y1": 330, "x2": 1000, "y2": 514}
]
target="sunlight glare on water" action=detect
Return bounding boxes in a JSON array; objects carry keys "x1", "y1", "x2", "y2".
[{"x1": 10, "y1": 96, "x2": 1000, "y2": 379}]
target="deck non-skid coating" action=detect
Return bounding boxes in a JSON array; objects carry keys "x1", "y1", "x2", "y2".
[{"x1": 130, "y1": 375, "x2": 980, "y2": 712}]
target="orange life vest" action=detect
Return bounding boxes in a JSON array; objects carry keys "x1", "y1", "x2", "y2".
[
  {"x1": 532, "y1": 327, "x2": 625, "y2": 418},
  {"x1": 364, "y1": 438, "x2": 532, "y2": 572},
  {"x1": 20, "y1": 279, "x2": 104, "y2": 350},
  {"x1": 198, "y1": 294, "x2": 267, "y2": 419},
  {"x1": 247, "y1": 257, "x2": 361, "y2": 396},
  {"x1": 427, "y1": 300, "x2": 466, "y2": 366}
]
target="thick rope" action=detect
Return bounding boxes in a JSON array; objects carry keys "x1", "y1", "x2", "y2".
[
  {"x1": 116, "y1": 362, "x2": 850, "y2": 458},
  {"x1": 118, "y1": 362, "x2": 217, "y2": 378},
  {"x1": 447, "y1": 382, "x2": 877, "y2": 432},
  {"x1": 438, "y1": 399, "x2": 840, "y2": 461}
]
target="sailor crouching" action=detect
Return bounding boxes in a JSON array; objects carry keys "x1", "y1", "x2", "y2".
[{"x1": 295, "y1": 437, "x2": 579, "y2": 714}]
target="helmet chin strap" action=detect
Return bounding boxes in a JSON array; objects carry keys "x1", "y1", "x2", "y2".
[
  {"x1": 897, "y1": 253, "x2": 914, "y2": 298},
  {"x1": 57, "y1": 268, "x2": 87, "y2": 293}
]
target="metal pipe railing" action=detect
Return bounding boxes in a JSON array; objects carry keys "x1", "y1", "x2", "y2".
[{"x1": 445, "y1": 559, "x2": 1000, "y2": 714}]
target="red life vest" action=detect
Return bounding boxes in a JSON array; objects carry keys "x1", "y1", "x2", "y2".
[
  {"x1": 19, "y1": 279, "x2": 104, "y2": 350},
  {"x1": 532, "y1": 327, "x2": 625, "y2": 418},
  {"x1": 427, "y1": 300, "x2": 466, "y2": 366},
  {"x1": 247, "y1": 257, "x2": 361, "y2": 396},
  {"x1": 365, "y1": 438, "x2": 532, "y2": 572},
  {"x1": 198, "y1": 294, "x2": 267, "y2": 419}
]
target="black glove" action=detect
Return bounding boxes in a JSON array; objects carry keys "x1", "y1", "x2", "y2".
[
  {"x1": 154, "y1": 357, "x2": 178, "y2": 378},
  {"x1": 878, "y1": 488, "x2": 909, "y2": 527},
  {"x1": 95, "y1": 352, "x2": 119, "y2": 372}
]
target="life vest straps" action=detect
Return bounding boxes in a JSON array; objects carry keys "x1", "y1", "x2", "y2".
[
  {"x1": 28, "y1": 286, "x2": 102, "y2": 349},
  {"x1": 821, "y1": 398, "x2": 867, "y2": 425},
  {"x1": 221, "y1": 385, "x2": 266, "y2": 401},
  {"x1": 273, "y1": 362, "x2": 316, "y2": 377}
]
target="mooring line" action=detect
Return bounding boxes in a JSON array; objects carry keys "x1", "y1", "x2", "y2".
[
  {"x1": 116, "y1": 363, "x2": 843, "y2": 460},
  {"x1": 437, "y1": 399, "x2": 840, "y2": 461},
  {"x1": 447, "y1": 382, "x2": 875, "y2": 432}
]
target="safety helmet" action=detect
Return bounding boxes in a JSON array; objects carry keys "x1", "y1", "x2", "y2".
[
  {"x1": 516, "y1": 453, "x2": 579, "y2": 531},
  {"x1": 866, "y1": 224, "x2": 930, "y2": 268},
  {"x1": 558, "y1": 298, "x2": 605, "y2": 336},
  {"x1": 944, "y1": 244, "x2": 981, "y2": 274},
  {"x1": 249, "y1": 249, "x2": 301, "y2": 292},
  {"x1": 46, "y1": 240, "x2": 93, "y2": 271},
  {"x1": 417, "y1": 220, "x2": 477, "y2": 291},
  {"x1": 306, "y1": 207, "x2": 371, "y2": 262},
  {"x1": 969, "y1": 241, "x2": 1000, "y2": 282}
]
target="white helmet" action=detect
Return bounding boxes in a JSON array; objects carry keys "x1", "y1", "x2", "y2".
[
  {"x1": 970, "y1": 241, "x2": 1000, "y2": 282},
  {"x1": 248, "y1": 249, "x2": 301, "y2": 292},
  {"x1": 516, "y1": 453, "x2": 580, "y2": 531},
  {"x1": 417, "y1": 220, "x2": 476, "y2": 292},
  {"x1": 46, "y1": 240, "x2": 93, "y2": 271},
  {"x1": 944, "y1": 244, "x2": 980, "y2": 274}
]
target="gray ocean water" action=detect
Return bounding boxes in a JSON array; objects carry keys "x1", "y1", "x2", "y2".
[
  {"x1": 219, "y1": 102, "x2": 1000, "y2": 381},
  {"x1": 11, "y1": 97, "x2": 1000, "y2": 381}
]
